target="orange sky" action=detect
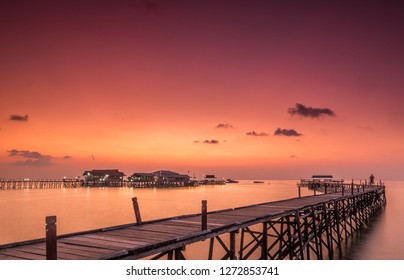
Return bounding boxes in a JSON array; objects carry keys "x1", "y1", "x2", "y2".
[{"x1": 1, "y1": 0, "x2": 404, "y2": 180}]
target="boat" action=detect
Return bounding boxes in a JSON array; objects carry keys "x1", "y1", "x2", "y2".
[
  {"x1": 226, "y1": 179, "x2": 239, "y2": 183},
  {"x1": 253, "y1": 181, "x2": 264, "y2": 184}
]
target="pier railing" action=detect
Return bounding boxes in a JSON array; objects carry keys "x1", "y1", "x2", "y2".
[{"x1": 297, "y1": 180, "x2": 385, "y2": 197}]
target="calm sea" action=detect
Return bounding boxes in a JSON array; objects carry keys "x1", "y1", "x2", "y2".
[{"x1": 0, "y1": 180, "x2": 402, "y2": 259}]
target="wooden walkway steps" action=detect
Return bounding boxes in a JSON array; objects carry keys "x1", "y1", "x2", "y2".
[{"x1": 0, "y1": 185, "x2": 386, "y2": 260}]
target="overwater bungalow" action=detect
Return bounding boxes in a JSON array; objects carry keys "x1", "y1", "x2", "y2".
[
  {"x1": 83, "y1": 169, "x2": 126, "y2": 187},
  {"x1": 128, "y1": 170, "x2": 192, "y2": 187}
]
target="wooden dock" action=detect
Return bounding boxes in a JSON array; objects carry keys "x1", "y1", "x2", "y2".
[{"x1": 0, "y1": 183, "x2": 386, "y2": 260}]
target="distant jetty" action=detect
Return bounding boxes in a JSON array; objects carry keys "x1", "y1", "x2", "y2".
[
  {"x1": 0, "y1": 169, "x2": 227, "y2": 190},
  {"x1": 0, "y1": 179, "x2": 81, "y2": 190}
]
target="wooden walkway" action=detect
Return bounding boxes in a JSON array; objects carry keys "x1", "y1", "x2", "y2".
[{"x1": 0, "y1": 185, "x2": 386, "y2": 260}]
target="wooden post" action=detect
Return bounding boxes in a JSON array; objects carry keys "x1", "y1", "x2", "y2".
[
  {"x1": 323, "y1": 203, "x2": 333, "y2": 259},
  {"x1": 208, "y1": 238, "x2": 214, "y2": 260},
  {"x1": 230, "y1": 231, "x2": 237, "y2": 260},
  {"x1": 261, "y1": 222, "x2": 268, "y2": 260},
  {"x1": 201, "y1": 200, "x2": 207, "y2": 231},
  {"x1": 132, "y1": 197, "x2": 142, "y2": 225},
  {"x1": 298, "y1": 183, "x2": 301, "y2": 198},
  {"x1": 333, "y1": 200, "x2": 342, "y2": 259},
  {"x1": 46, "y1": 216, "x2": 57, "y2": 260},
  {"x1": 342, "y1": 184, "x2": 345, "y2": 196},
  {"x1": 310, "y1": 205, "x2": 321, "y2": 259},
  {"x1": 295, "y1": 210, "x2": 304, "y2": 260},
  {"x1": 351, "y1": 179, "x2": 354, "y2": 195},
  {"x1": 325, "y1": 184, "x2": 328, "y2": 194}
]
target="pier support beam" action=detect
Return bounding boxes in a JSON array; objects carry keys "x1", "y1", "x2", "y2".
[
  {"x1": 208, "y1": 231, "x2": 238, "y2": 260},
  {"x1": 260, "y1": 222, "x2": 268, "y2": 260}
]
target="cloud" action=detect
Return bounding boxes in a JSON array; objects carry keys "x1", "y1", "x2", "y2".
[
  {"x1": 13, "y1": 158, "x2": 53, "y2": 166},
  {"x1": 274, "y1": 128, "x2": 302, "y2": 137},
  {"x1": 216, "y1": 123, "x2": 234, "y2": 129},
  {"x1": 290, "y1": 155, "x2": 297, "y2": 158},
  {"x1": 288, "y1": 103, "x2": 336, "y2": 118},
  {"x1": 9, "y1": 114, "x2": 28, "y2": 121},
  {"x1": 91, "y1": 155, "x2": 96, "y2": 160},
  {"x1": 8, "y1": 149, "x2": 44, "y2": 158},
  {"x1": 203, "y1": 139, "x2": 220, "y2": 144},
  {"x1": 194, "y1": 139, "x2": 221, "y2": 144},
  {"x1": 7, "y1": 149, "x2": 53, "y2": 166},
  {"x1": 246, "y1": 131, "x2": 269, "y2": 137},
  {"x1": 63, "y1": 156, "x2": 72, "y2": 160}
]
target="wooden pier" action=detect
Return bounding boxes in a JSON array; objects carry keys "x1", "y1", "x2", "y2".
[
  {"x1": 0, "y1": 179, "x2": 81, "y2": 190},
  {"x1": 0, "y1": 179, "x2": 219, "y2": 190},
  {"x1": 0, "y1": 183, "x2": 386, "y2": 260}
]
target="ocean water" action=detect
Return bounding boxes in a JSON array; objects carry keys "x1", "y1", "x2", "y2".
[{"x1": 0, "y1": 180, "x2": 402, "y2": 259}]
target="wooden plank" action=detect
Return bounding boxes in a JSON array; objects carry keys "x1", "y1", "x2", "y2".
[
  {"x1": 69, "y1": 235, "x2": 140, "y2": 250},
  {"x1": 25, "y1": 241, "x2": 116, "y2": 257},
  {"x1": 136, "y1": 224, "x2": 194, "y2": 233},
  {"x1": 104, "y1": 230, "x2": 178, "y2": 243},
  {"x1": 255, "y1": 205, "x2": 296, "y2": 211},
  {"x1": 214, "y1": 210, "x2": 268, "y2": 219},
  {"x1": 13, "y1": 246, "x2": 46, "y2": 256},
  {"x1": 0, "y1": 253, "x2": 26, "y2": 260},
  {"x1": 170, "y1": 219, "x2": 201, "y2": 226},
  {"x1": 56, "y1": 242, "x2": 116, "y2": 255},
  {"x1": 205, "y1": 214, "x2": 244, "y2": 223},
  {"x1": 158, "y1": 220, "x2": 202, "y2": 229},
  {"x1": 55, "y1": 247, "x2": 102, "y2": 259},
  {"x1": 59, "y1": 236, "x2": 131, "y2": 251},
  {"x1": 138, "y1": 223, "x2": 199, "y2": 232},
  {"x1": 80, "y1": 234, "x2": 146, "y2": 247},
  {"x1": 0, "y1": 248, "x2": 46, "y2": 260},
  {"x1": 118, "y1": 228, "x2": 181, "y2": 239},
  {"x1": 54, "y1": 251, "x2": 89, "y2": 260},
  {"x1": 23, "y1": 242, "x2": 111, "y2": 259}
]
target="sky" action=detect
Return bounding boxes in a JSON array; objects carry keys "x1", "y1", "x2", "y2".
[{"x1": 1, "y1": 0, "x2": 404, "y2": 180}]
